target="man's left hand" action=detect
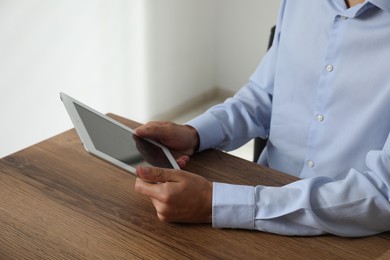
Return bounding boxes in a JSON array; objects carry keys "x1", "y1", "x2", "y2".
[{"x1": 135, "y1": 166, "x2": 213, "y2": 223}]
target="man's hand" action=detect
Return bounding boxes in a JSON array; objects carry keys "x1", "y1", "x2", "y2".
[
  {"x1": 135, "y1": 122, "x2": 199, "y2": 168},
  {"x1": 135, "y1": 166, "x2": 212, "y2": 223}
]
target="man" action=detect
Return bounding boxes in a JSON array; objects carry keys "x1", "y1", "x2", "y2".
[{"x1": 134, "y1": 0, "x2": 390, "y2": 236}]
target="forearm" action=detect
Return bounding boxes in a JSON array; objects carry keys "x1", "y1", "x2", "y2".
[
  {"x1": 213, "y1": 156, "x2": 390, "y2": 237},
  {"x1": 187, "y1": 80, "x2": 272, "y2": 152}
]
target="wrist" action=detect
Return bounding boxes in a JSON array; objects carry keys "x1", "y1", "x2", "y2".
[
  {"x1": 206, "y1": 181, "x2": 213, "y2": 223},
  {"x1": 198, "y1": 178, "x2": 213, "y2": 224},
  {"x1": 185, "y1": 125, "x2": 200, "y2": 152}
]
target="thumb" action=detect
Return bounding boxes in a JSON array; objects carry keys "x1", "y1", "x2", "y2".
[{"x1": 137, "y1": 166, "x2": 180, "y2": 183}]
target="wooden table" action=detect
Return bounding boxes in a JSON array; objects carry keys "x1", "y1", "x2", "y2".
[{"x1": 0, "y1": 114, "x2": 389, "y2": 259}]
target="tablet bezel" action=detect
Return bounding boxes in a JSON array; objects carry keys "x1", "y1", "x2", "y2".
[{"x1": 60, "y1": 92, "x2": 180, "y2": 175}]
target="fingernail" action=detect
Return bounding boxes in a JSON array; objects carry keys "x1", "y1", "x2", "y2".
[
  {"x1": 138, "y1": 166, "x2": 150, "y2": 178},
  {"x1": 136, "y1": 165, "x2": 143, "y2": 175}
]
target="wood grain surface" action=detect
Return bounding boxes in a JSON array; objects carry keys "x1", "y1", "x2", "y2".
[{"x1": 0, "y1": 114, "x2": 389, "y2": 259}]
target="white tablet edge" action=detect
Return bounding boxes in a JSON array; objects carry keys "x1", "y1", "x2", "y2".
[{"x1": 60, "y1": 92, "x2": 180, "y2": 175}]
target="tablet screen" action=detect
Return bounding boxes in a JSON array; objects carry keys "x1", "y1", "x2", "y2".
[{"x1": 74, "y1": 103, "x2": 175, "y2": 169}]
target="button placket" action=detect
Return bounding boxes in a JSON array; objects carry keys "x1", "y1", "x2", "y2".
[{"x1": 303, "y1": 14, "x2": 344, "y2": 176}]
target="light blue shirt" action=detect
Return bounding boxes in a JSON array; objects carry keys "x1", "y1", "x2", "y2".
[{"x1": 187, "y1": 0, "x2": 390, "y2": 236}]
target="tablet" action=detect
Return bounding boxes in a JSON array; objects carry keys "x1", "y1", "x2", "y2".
[{"x1": 60, "y1": 92, "x2": 180, "y2": 175}]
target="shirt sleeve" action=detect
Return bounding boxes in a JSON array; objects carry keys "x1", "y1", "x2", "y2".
[
  {"x1": 212, "y1": 140, "x2": 390, "y2": 236},
  {"x1": 186, "y1": 0, "x2": 282, "y2": 153},
  {"x1": 186, "y1": 80, "x2": 273, "y2": 152},
  {"x1": 186, "y1": 37, "x2": 278, "y2": 152},
  {"x1": 188, "y1": 0, "x2": 390, "y2": 237}
]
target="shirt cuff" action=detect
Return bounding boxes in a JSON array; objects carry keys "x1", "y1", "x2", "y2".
[
  {"x1": 212, "y1": 182, "x2": 255, "y2": 229},
  {"x1": 186, "y1": 112, "x2": 225, "y2": 151}
]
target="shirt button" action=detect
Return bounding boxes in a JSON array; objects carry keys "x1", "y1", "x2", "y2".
[
  {"x1": 316, "y1": 114, "x2": 324, "y2": 122},
  {"x1": 307, "y1": 160, "x2": 315, "y2": 168},
  {"x1": 326, "y1": 64, "x2": 334, "y2": 72}
]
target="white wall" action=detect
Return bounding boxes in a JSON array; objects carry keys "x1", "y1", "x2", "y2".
[
  {"x1": 143, "y1": 0, "x2": 217, "y2": 118},
  {"x1": 216, "y1": 0, "x2": 280, "y2": 91},
  {"x1": 0, "y1": 0, "x2": 279, "y2": 158},
  {"x1": 0, "y1": 0, "x2": 150, "y2": 158}
]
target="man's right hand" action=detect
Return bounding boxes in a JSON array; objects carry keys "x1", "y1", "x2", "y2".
[{"x1": 135, "y1": 121, "x2": 200, "y2": 168}]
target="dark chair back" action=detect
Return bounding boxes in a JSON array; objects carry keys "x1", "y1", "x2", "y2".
[{"x1": 253, "y1": 26, "x2": 275, "y2": 162}]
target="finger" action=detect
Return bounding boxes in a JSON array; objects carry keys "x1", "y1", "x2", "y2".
[
  {"x1": 139, "y1": 123, "x2": 180, "y2": 147},
  {"x1": 137, "y1": 166, "x2": 180, "y2": 183},
  {"x1": 144, "y1": 121, "x2": 171, "y2": 126},
  {"x1": 135, "y1": 177, "x2": 164, "y2": 200},
  {"x1": 135, "y1": 122, "x2": 170, "y2": 138},
  {"x1": 176, "y1": 155, "x2": 190, "y2": 168},
  {"x1": 136, "y1": 121, "x2": 170, "y2": 131},
  {"x1": 150, "y1": 198, "x2": 171, "y2": 222}
]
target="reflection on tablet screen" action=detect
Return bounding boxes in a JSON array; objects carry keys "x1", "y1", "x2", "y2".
[{"x1": 74, "y1": 103, "x2": 174, "y2": 169}]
